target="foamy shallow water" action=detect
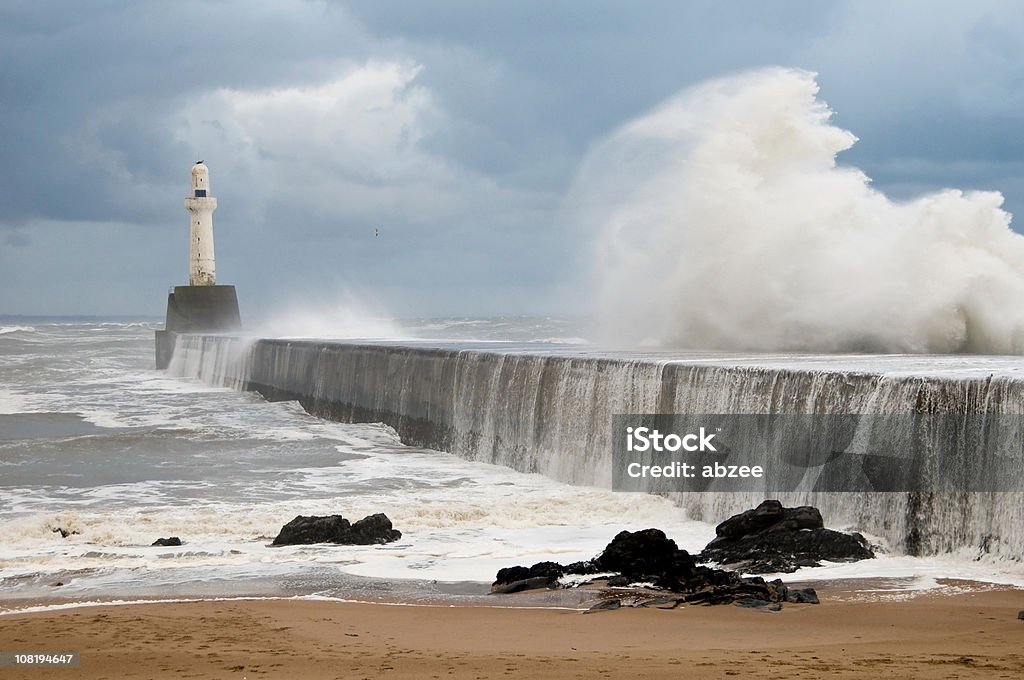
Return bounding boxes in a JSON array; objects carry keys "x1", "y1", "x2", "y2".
[
  {"x1": 3, "y1": 318, "x2": 1024, "y2": 607},
  {"x1": 0, "y1": 319, "x2": 716, "y2": 602}
]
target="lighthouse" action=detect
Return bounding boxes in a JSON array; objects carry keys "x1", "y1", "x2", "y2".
[
  {"x1": 155, "y1": 161, "x2": 242, "y2": 369},
  {"x1": 185, "y1": 161, "x2": 217, "y2": 285}
]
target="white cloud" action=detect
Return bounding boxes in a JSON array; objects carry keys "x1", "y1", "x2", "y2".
[{"x1": 174, "y1": 60, "x2": 476, "y2": 229}]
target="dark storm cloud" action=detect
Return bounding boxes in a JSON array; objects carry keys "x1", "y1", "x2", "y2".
[{"x1": 1, "y1": 1, "x2": 1022, "y2": 315}]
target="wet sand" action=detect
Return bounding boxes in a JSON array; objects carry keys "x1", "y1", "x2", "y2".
[{"x1": 1, "y1": 584, "x2": 1022, "y2": 679}]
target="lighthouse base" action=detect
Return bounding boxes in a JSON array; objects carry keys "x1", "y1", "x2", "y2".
[{"x1": 155, "y1": 285, "x2": 242, "y2": 369}]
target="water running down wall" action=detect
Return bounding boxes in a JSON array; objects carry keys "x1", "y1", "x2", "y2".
[{"x1": 168, "y1": 334, "x2": 1024, "y2": 558}]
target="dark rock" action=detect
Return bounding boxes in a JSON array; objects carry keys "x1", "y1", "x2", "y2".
[
  {"x1": 594, "y1": 528, "x2": 732, "y2": 592},
  {"x1": 271, "y1": 513, "x2": 401, "y2": 546},
  {"x1": 51, "y1": 527, "x2": 79, "y2": 538},
  {"x1": 584, "y1": 599, "x2": 621, "y2": 613},
  {"x1": 562, "y1": 560, "x2": 600, "y2": 575},
  {"x1": 699, "y1": 500, "x2": 874, "y2": 573},
  {"x1": 346, "y1": 514, "x2": 403, "y2": 545},
  {"x1": 525, "y1": 561, "x2": 564, "y2": 582},
  {"x1": 491, "y1": 577, "x2": 555, "y2": 594},
  {"x1": 151, "y1": 537, "x2": 182, "y2": 547},
  {"x1": 492, "y1": 528, "x2": 727, "y2": 596},
  {"x1": 1018, "y1": 610, "x2": 1024, "y2": 621},
  {"x1": 273, "y1": 514, "x2": 349, "y2": 545},
  {"x1": 494, "y1": 566, "x2": 530, "y2": 587},
  {"x1": 770, "y1": 578, "x2": 789, "y2": 602},
  {"x1": 637, "y1": 596, "x2": 683, "y2": 609},
  {"x1": 785, "y1": 587, "x2": 820, "y2": 605},
  {"x1": 712, "y1": 500, "x2": 824, "y2": 540},
  {"x1": 594, "y1": 528, "x2": 679, "y2": 578},
  {"x1": 492, "y1": 561, "x2": 565, "y2": 590},
  {"x1": 683, "y1": 577, "x2": 784, "y2": 606}
]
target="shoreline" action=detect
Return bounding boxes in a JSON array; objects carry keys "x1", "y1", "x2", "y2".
[
  {"x1": 2, "y1": 575, "x2": 1018, "y2": 616},
  {"x1": 1, "y1": 583, "x2": 1022, "y2": 679}
]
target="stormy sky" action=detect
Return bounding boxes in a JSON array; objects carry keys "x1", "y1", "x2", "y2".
[{"x1": 1, "y1": 1, "x2": 1022, "y2": 318}]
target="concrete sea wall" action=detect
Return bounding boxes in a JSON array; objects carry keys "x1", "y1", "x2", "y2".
[{"x1": 168, "y1": 334, "x2": 1024, "y2": 558}]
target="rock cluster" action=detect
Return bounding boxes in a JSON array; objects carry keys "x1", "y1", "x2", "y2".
[
  {"x1": 698, "y1": 500, "x2": 874, "y2": 573},
  {"x1": 492, "y1": 501, "x2": 874, "y2": 609},
  {"x1": 492, "y1": 527, "x2": 819, "y2": 608},
  {"x1": 271, "y1": 513, "x2": 401, "y2": 546}
]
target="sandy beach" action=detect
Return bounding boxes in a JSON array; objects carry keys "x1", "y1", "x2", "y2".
[{"x1": 2, "y1": 583, "x2": 1022, "y2": 679}]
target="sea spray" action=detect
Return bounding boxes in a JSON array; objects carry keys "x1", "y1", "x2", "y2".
[
  {"x1": 167, "y1": 334, "x2": 256, "y2": 389},
  {"x1": 572, "y1": 67, "x2": 1024, "y2": 353},
  {"x1": 250, "y1": 289, "x2": 403, "y2": 340}
]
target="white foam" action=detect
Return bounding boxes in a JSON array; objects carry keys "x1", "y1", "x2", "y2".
[
  {"x1": 0, "y1": 594, "x2": 330, "y2": 617},
  {"x1": 0, "y1": 325, "x2": 36, "y2": 335},
  {"x1": 0, "y1": 449, "x2": 718, "y2": 586},
  {"x1": 0, "y1": 389, "x2": 32, "y2": 415},
  {"x1": 756, "y1": 551, "x2": 1024, "y2": 588}
]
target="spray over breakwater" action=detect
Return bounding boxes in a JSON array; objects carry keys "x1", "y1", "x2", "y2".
[{"x1": 578, "y1": 68, "x2": 1024, "y2": 353}]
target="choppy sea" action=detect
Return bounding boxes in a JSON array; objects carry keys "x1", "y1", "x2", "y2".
[{"x1": 2, "y1": 318, "x2": 1022, "y2": 613}]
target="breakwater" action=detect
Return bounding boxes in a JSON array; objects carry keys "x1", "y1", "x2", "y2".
[{"x1": 167, "y1": 334, "x2": 1024, "y2": 558}]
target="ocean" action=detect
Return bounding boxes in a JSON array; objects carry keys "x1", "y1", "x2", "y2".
[{"x1": 3, "y1": 318, "x2": 1024, "y2": 614}]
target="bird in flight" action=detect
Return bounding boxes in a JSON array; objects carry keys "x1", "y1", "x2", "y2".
[{"x1": 375, "y1": 228, "x2": 379, "y2": 237}]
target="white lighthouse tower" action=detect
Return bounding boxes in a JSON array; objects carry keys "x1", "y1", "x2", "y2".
[
  {"x1": 155, "y1": 161, "x2": 241, "y2": 369},
  {"x1": 184, "y1": 161, "x2": 217, "y2": 286}
]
